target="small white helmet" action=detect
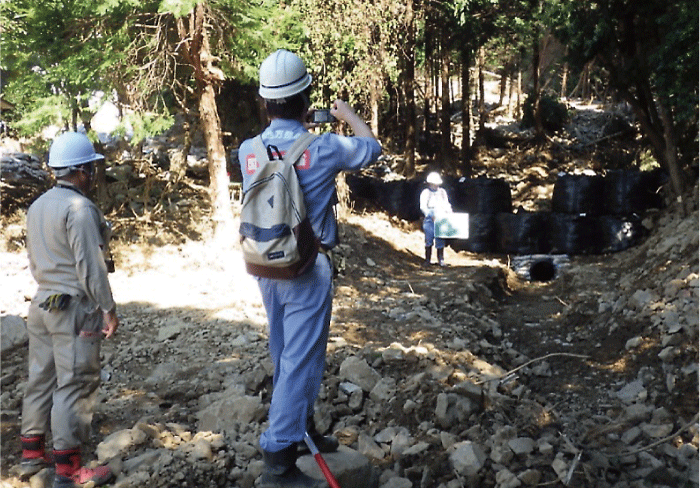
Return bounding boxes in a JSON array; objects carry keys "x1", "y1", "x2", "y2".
[
  {"x1": 258, "y1": 49, "x2": 312, "y2": 100},
  {"x1": 426, "y1": 172, "x2": 442, "y2": 185},
  {"x1": 48, "y1": 132, "x2": 104, "y2": 168}
]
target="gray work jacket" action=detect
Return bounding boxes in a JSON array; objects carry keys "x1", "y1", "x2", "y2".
[{"x1": 26, "y1": 182, "x2": 115, "y2": 313}]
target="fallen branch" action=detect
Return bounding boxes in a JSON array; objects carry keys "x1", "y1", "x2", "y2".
[
  {"x1": 602, "y1": 413, "x2": 699, "y2": 458},
  {"x1": 474, "y1": 352, "x2": 590, "y2": 385}
]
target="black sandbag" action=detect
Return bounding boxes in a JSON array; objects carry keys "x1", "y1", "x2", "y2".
[
  {"x1": 397, "y1": 179, "x2": 424, "y2": 222},
  {"x1": 449, "y1": 213, "x2": 497, "y2": 253},
  {"x1": 452, "y1": 177, "x2": 512, "y2": 214},
  {"x1": 550, "y1": 213, "x2": 597, "y2": 255},
  {"x1": 552, "y1": 174, "x2": 606, "y2": 216},
  {"x1": 496, "y1": 211, "x2": 552, "y2": 255},
  {"x1": 372, "y1": 179, "x2": 403, "y2": 218},
  {"x1": 596, "y1": 215, "x2": 648, "y2": 254},
  {"x1": 604, "y1": 169, "x2": 665, "y2": 215},
  {"x1": 346, "y1": 174, "x2": 377, "y2": 201}
]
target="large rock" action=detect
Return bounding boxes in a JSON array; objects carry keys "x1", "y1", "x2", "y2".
[
  {"x1": 197, "y1": 385, "x2": 266, "y2": 433},
  {"x1": 97, "y1": 427, "x2": 148, "y2": 462},
  {"x1": 339, "y1": 356, "x2": 381, "y2": 392},
  {"x1": 296, "y1": 445, "x2": 379, "y2": 488},
  {"x1": 449, "y1": 441, "x2": 487, "y2": 477},
  {"x1": 1, "y1": 315, "x2": 28, "y2": 353}
]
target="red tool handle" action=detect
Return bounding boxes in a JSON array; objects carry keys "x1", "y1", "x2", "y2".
[
  {"x1": 313, "y1": 453, "x2": 341, "y2": 488},
  {"x1": 304, "y1": 432, "x2": 341, "y2": 488}
]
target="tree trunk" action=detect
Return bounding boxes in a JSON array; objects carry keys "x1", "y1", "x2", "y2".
[
  {"x1": 532, "y1": 36, "x2": 544, "y2": 141},
  {"x1": 370, "y1": 85, "x2": 379, "y2": 137},
  {"x1": 561, "y1": 47, "x2": 569, "y2": 99},
  {"x1": 170, "y1": 116, "x2": 191, "y2": 182},
  {"x1": 440, "y1": 32, "x2": 453, "y2": 168},
  {"x1": 199, "y1": 83, "x2": 233, "y2": 240},
  {"x1": 460, "y1": 48, "x2": 472, "y2": 175},
  {"x1": 621, "y1": 82, "x2": 687, "y2": 213},
  {"x1": 401, "y1": 0, "x2": 416, "y2": 175},
  {"x1": 600, "y1": 42, "x2": 687, "y2": 208},
  {"x1": 81, "y1": 116, "x2": 108, "y2": 207},
  {"x1": 658, "y1": 100, "x2": 685, "y2": 212},
  {"x1": 516, "y1": 67, "x2": 522, "y2": 119},
  {"x1": 177, "y1": 2, "x2": 233, "y2": 242},
  {"x1": 478, "y1": 46, "x2": 486, "y2": 132},
  {"x1": 498, "y1": 69, "x2": 507, "y2": 107},
  {"x1": 508, "y1": 65, "x2": 515, "y2": 117}
]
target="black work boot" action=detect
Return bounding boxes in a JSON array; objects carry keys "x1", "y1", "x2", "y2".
[
  {"x1": 437, "y1": 248, "x2": 445, "y2": 266},
  {"x1": 297, "y1": 417, "x2": 339, "y2": 454},
  {"x1": 261, "y1": 444, "x2": 326, "y2": 488},
  {"x1": 423, "y1": 246, "x2": 432, "y2": 267}
]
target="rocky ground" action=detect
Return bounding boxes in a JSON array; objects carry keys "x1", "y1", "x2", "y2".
[{"x1": 1, "y1": 103, "x2": 698, "y2": 488}]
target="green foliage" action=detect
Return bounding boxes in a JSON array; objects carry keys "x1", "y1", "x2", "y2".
[
  {"x1": 12, "y1": 95, "x2": 72, "y2": 136},
  {"x1": 158, "y1": 0, "x2": 198, "y2": 17},
  {"x1": 638, "y1": 149, "x2": 661, "y2": 172},
  {"x1": 291, "y1": 0, "x2": 397, "y2": 114},
  {"x1": 520, "y1": 92, "x2": 568, "y2": 132},
  {"x1": 560, "y1": 0, "x2": 698, "y2": 170},
  {"x1": 117, "y1": 113, "x2": 174, "y2": 144},
  {"x1": 649, "y1": 0, "x2": 699, "y2": 127},
  {"x1": 1, "y1": 0, "x2": 123, "y2": 135}
]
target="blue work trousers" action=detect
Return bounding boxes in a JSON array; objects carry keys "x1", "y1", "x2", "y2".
[
  {"x1": 423, "y1": 216, "x2": 446, "y2": 249},
  {"x1": 257, "y1": 253, "x2": 333, "y2": 453}
]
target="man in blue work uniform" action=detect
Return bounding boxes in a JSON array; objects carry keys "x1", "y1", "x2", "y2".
[{"x1": 238, "y1": 49, "x2": 382, "y2": 487}]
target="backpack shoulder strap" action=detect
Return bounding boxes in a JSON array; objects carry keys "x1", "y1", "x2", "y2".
[
  {"x1": 284, "y1": 132, "x2": 317, "y2": 165},
  {"x1": 251, "y1": 135, "x2": 271, "y2": 164},
  {"x1": 250, "y1": 132, "x2": 317, "y2": 167}
]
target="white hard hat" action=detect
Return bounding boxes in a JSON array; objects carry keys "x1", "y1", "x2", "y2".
[
  {"x1": 426, "y1": 172, "x2": 442, "y2": 185},
  {"x1": 48, "y1": 132, "x2": 104, "y2": 168},
  {"x1": 259, "y1": 49, "x2": 312, "y2": 100}
]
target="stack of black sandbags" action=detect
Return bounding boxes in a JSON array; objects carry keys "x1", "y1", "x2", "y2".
[
  {"x1": 595, "y1": 169, "x2": 664, "y2": 253},
  {"x1": 496, "y1": 210, "x2": 552, "y2": 255},
  {"x1": 347, "y1": 168, "x2": 663, "y2": 257},
  {"x1": 549, "y1": 173, "x2": 606, "y2": 254},
  {"x1": 450, "y1": 177, "x2": 512, "y2": 253},
  {"x1": 452, "y1": 170, "x2": 662, "y2": 256},
  {"x1": 549, "y1": 170, "x2": 661, "y2": 255},
  {"x1": 346, "y1": 174, "x2": 424, "y2": 222}
]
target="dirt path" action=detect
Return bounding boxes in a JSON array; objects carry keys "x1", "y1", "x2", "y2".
[{"x1": 1, "y1": 197, "x2": 697, "y2": 488}]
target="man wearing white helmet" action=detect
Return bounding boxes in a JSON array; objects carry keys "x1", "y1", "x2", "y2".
[
  {"x1": 420, "y1": 171, "x2": 453, "y2": 266},
  {"x1": 18, "y1": 132, "x2": 118, "y2": 488},
  {"x1": 238, "y1": 49, "x2": 381, "y2": 487}
]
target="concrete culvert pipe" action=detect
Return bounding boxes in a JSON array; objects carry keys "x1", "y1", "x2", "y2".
[{"x1": 529, "y1": 258, "x2": 557, "y2": 282}]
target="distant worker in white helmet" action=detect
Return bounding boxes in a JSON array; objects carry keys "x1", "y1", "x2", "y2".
[
  {"x1": 420, "y1": 171, "x2": 453, "y2": 266},
  {"x1": 17, "y1": 132, "x2": 118, "y2": 488},
  {"x1": 237, "y1": 49, "x2": 381, "y2": 487}
]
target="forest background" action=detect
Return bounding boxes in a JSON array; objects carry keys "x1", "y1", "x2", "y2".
[{"x1": 0, "y1": 0, "x2": 698, "y2": 234}]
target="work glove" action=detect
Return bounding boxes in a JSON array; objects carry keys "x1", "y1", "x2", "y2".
[{"x1": 38, "y1": 294, "x2": 71, "y2": 312}]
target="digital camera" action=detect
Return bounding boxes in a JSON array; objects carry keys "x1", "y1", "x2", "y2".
[{"x1": 311, "y1": 109, "x2": 336, "y2": 124}]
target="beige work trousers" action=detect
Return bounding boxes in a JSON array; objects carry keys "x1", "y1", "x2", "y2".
[{"x1": 21, "y1": 293, "x2": 102, "y2": 450}]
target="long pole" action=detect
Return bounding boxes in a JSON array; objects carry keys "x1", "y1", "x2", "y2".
[{"x1": 303, "y1": 432, "x2": 341, "y2": 488}]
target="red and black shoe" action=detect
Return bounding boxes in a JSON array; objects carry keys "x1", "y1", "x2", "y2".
[
  {"x1": 53, "y1": 448, "x2": 114, "y2": 488},
  {"x1": 14, "y1": 435, "x2": 52, "y2": 480}
]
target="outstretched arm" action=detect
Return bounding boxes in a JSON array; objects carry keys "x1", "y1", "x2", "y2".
[{"x1": 330, "y1": 100, "x2": 376, "y2": 139}]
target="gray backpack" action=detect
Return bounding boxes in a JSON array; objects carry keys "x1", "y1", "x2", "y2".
[{"x1": 239, "y1": 132, "x2": 319, "y2": 278}]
